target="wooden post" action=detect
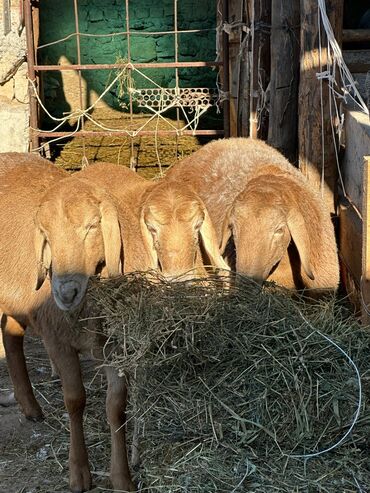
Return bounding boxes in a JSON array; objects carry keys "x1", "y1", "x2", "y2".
[
  {"x1": 238, "y1": 0, "x2": 251, "y2": 137},
  {"x1": 267, "y1": 0, "x2": 300, "y2": 163},
  {"x1": 248, "y1": 0, "x2": 271, "y2": 139},
  {"x1": 228, "y1": 0, "x2": 245, "y2": 137},
  {"x1": 222, "y1": 0, "x2": 231, "y2": 138},
  {"x1": 361, "y1": 156, "x2": 370, "y2": 325},
  {"x1": 24, "y1": 0, "x2": 39, "y2": 151},
  {"x1": 298, "y1": 0, "x2": 344, "y2": 213}
]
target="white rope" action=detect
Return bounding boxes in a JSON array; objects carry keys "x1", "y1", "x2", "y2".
[
  {"x1": 286, "y1": 312, "x2": 362, "y2": 460},
  {"x1": 317, "y1": 0, "x2": 369, "y2": 116},
  {"x1": 314, "y1": 0, "x2": 370, "y2": 201},
  {"x1": 29, "y1": 61, "x2": 214, "y2": 152},
  {"x1": 318, "y1": 3, "x2": 325, "y2": 197}
]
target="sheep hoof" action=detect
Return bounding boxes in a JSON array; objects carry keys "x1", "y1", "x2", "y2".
[
  {"x1": 69, "y1": 466, "x2": 92, "y2": 493},
  {"x1": 111, "y1": 477, "x2": 136, "y2": 492},
  {"x1": 22, "y1": 402, "x2": 44, "y2": 421},
  {"x1": 25, "y1": 412, "x2": 44, "y2": 422}
]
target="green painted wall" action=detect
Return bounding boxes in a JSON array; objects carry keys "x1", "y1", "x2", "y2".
[{"x1": 39, "y1": 0, "x2": 217, "y2": 113}]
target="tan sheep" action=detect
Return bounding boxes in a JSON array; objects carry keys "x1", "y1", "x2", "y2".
[
  {"x1": 0, "y1": 153, "x2": 67, "y2": 420},
  {"x1": 166, "y1": 137, "x2": 339, "y2": 294},
  {"x1": 78, "y1": 162, "x2": 229, "y2": 279},
  {"x1": 0, "y1": 154, "x2": 134, "y2": 492}
]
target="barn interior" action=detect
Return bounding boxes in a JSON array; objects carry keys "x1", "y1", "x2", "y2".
[{"x1": 0, "y1": 1, "x2": 370, "y2": 492}]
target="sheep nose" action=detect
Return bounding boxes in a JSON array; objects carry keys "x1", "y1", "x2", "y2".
[
  {"x1": 52, "y1": 274, "x2": 89, "y2": 311},
  {"x1": 59, "y1": 280, "x2": 80, "y2": 304}
]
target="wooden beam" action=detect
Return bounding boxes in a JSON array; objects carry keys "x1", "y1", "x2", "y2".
[
  {"x1": 267, "y1": 0, "x2": 300, "y2": 163},
  {"x1": 361, "y1": 156, "x2": 370, "y2": 325},
  {"x1": 341, "y1": 109, "x2": 370, "y2": 216},
  {"x1": 248, "y1": 0, "x2": 271, "y2": 139},
  {"x1": 228, "y1": 0, "x2": 245, "y2": 137},
  {"x1": 238, "y1": 0, "x2": 251, "y2": 137},
  {"x1": 298, "y1": 0, "x2": 344, "y2": 213},
  {"x1": 343, "y1": 50, "x2": 370, "y2": 74},
  {"x1": 343, "y1": 29, "x2": 370, "y2": 44},
  {"x1": 339, "y1": 199, "x2": 362, "y2": 284},
  {"x1": 338, "y1": 199, "x2": 362, "y2": 315}
]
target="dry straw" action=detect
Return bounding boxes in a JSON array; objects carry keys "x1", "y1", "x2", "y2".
[{"x1": 85, "y1": 273, "x2": 370, "y2": 493}]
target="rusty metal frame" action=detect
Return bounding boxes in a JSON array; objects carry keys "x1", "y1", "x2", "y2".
[{"x1": 24, "y1": 0, "x2": 230, "y2": 151}]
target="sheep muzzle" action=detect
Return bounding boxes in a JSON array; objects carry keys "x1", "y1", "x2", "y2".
[{"x1": 52, "y1": 274, "x2": 89, "y2": 311}]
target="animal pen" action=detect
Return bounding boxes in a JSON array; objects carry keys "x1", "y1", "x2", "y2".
[{"x1": 1, "y1": 0, "x2": 370, "y2": 491}]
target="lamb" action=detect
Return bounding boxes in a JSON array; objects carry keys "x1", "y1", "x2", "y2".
[
  {"x1": 78, "y1": 162, "x2": 229, "y2": 279},
  {"x1": 166, "y1": 137, "x2": 339, "y2": 294},
  {"x1": 1, "y1": 157, "x2": 226, "y2": 492},
  {"x1": 0, "y1": 153, "x2": 67, "y2": 419},
  {"x1": 0, "y1": 154, "x2": 133, "y2": 492}
]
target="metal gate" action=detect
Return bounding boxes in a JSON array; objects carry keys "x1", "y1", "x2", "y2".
[{"x1": 23, "y1": 0, "x2": 230, "y2": 164}]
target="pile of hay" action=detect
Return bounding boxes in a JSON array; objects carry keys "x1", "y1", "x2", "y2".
[{"x1": 87, "y1": 274, "x2": 370, "y2": 492}]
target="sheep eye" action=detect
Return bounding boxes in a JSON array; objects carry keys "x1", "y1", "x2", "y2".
[
  {"x1": 146, "y1": 223, "x2": 158, "y2": 235},
  {"x1": 86, "y1": 219, "x2": 100, "y2": 232},
  {"x1": 194, "y1": 216, "x2": 204, "y2": 231}
]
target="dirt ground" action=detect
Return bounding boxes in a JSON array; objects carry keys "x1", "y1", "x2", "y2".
[{"x1": 0, "y1": 334, "x2": 114, "y2": 493}]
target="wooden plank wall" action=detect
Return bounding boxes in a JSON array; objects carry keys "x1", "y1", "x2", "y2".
[
  {"x1": 339, "y1": 110, "x2": 370, "y2": 323},
  {"x1": 267, "y1": 0, "x2": 300, "y2": 163},
  {"x1": 361, "y1": 156, "x2": 370, "y2": 324},
  {"x1": 228, "y1": 0, "x2": 245, "y2": 137},
  {"x1": 298, "y1": 0, "x2": 343, "y2": 214},
  {"x1": 341, "y1": 110, "x2": 370, "y2": 215}
]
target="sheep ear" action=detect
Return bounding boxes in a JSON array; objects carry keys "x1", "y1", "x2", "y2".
[
  {"x1": 220, "y1": 208, "x2": 232, "y2": 254},
  {"x1": 287, "y1": 209, "x2": 315, "y2": 281},
  {"x1": 139, "y1": 211, "x2": 158, "y2": 270},
  {"x1": 100, "y1": 201, "x2": 122, "y2": 277},
  {"x1": 34, "y1": 228, "x2": 51, "y2": 290},
  {"x1": 200, "y1": 208, "x2": 229, "y2": 271}
]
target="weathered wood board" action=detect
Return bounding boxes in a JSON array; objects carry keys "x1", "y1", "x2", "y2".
[
  {"x1": 361, "y1": 156, "x2": 370, "y2": 324},
  {"x1": 339, "y1": 107, "x2": 370, "y2": 323},
  {"x1": 343, "y1": 50, "x2": 370, "y2": 74},
  {"x1": 341, "y1": 109, "x2": 370, "y2": 215}
]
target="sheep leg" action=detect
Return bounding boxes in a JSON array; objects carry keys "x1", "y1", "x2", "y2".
[
  {"x1": 105, "y1": 366, "x2": 136, "y2": 492},
  {"x1": 46, "y1": 340, "x2": 92, "y2": 493},
  {"x1": 1, "y1": 314, "x2": 43, "y2": 420}
]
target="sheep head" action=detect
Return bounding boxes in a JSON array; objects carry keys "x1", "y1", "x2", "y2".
[
  {"x1": 140, "y1": 183, "x2": 228, "y2": 280},
  {"x1": 35, "y1": 177, "x2": 122, "y2": 311},
  {"x1": 221, "y1": 176, "x2": 314, "y2": 283}
]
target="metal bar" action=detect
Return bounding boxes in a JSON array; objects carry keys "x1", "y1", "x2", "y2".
[
  {"x1": 37, "y1": 27, "x2": 216, "y2": 50},
  {"x1": 36, "y1": 129, "x2": 224, "y2": 138},
  {"x1": 24, "y1": 0, "x2": 39, "y2": 150},
  {"x1": 73, "y1": 0, "x2": 86, "y2": 156},
  {"x1": 222, "y1": 0, "x2": 230, "y2": 138},
  {"x1": 33, "y1": 61, "x2": 223, "y2": 71},
  {"x1": 125, "y1": 0, "x2": 136, "y2": 168},
  {"x1": 174, "y1": 0, "x2": 180, "y2": 160}
]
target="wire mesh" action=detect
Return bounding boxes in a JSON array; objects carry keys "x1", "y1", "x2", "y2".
[{"x1": 24, "y1": 0, "x2": 229, "y2": 159}]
